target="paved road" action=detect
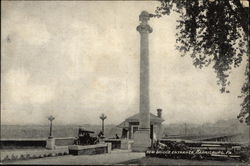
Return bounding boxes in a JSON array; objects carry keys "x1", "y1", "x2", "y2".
[
  {"x1": 119, "y1": 157, "x2": 246, "y2": 165},
  {"x1": 5, "y1": 149, "x2": 246, "y2": 165},
  {"x1": 8, "y1": 149, "x2": 145, "y2": 165}
]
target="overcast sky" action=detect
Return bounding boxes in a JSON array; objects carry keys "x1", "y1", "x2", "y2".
[{"x1": 1, "y1": 1, "x2": 247, "y2": 125}]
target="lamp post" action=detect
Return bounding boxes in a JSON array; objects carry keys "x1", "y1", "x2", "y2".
[
  {"x1": 99, "y1": 113, "x2": 107, "y2": 135},
  {"x1": 48, "y1": 115, "x2": 55, "y2": 138}
]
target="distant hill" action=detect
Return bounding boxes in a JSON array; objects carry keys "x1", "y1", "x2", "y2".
[
  {"x1": 162, "y1": 118, "x2": 249, "y2": 142},
  {"x1": 1, "y1": 118, "x2": 249, "y2": 142},
  {"x1": 1, "y1": 124, "x2": 122, "y2": 139}
]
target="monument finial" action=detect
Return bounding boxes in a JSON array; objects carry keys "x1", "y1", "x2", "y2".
[
  {"x1": 139, "y1": 11, "x2": 151, "y2": 23},
  {"x1": 137, "y1": 11, "x2": 153, "y2": 34}
]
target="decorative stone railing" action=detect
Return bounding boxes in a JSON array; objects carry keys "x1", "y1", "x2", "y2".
[{"x1": 1, "y1": 148, "x2": 69, "y2": 163}]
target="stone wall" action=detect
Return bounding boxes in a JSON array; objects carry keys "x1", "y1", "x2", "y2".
[
  {"x1": 104, "y1": 139, "x2": 121, "y2": 149},
  {"x1": 1, "y1": 137, "x2": 76, "y2": 149},
  {"x1": 68, "y1": 143, "x2": 111, "y2": 155},
  {"x1": 55, "y1": 137, "x2": 76, "y2": 146},
  {"x1": 0, "y1": 139, "x2": 47, "y2": 149}
]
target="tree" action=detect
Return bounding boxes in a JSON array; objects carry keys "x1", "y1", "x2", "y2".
[{"x1": 153, "y1": 0, "x2": 249, "y2": 124}]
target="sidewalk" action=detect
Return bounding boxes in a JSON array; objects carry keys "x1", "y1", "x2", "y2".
[{"x1": 8, "y1": 149, "x2": 145, "y2": 165}]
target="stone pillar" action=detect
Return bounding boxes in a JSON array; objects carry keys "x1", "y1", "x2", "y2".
[
  {"x1": 132, "y1": 11, "x2": 153, "y2": 152},
  {"x1": 157, "y1": 109, "x2": 163, "y2": 139},
  {"x1": 46, "y1": 138, "x2": 55, "y2": 150},
  {"x1": 106, "y1": 143, "x2": 112, "y2": 153}
]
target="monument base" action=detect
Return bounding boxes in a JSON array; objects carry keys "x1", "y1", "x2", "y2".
[
  {"x1": 121, "y1": 139, "x2": 134, "y2": 150},
  {"x1": 46, "y1": 138, "x2": 55, "y2": 150},
  {"x1": 68, "y1": 143, "x2": 111, "y2": 155},
  {"x1": 132, "y1": 129, "x2": 151, "y2": 152}
]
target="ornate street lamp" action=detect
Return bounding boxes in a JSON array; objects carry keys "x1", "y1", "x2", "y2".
[
  {"x1": 99, "y1": 113, "x2": 107, "y2": 135},
  {"x1": 48, "y1": 115, "x2": 55, "y2": 138}
]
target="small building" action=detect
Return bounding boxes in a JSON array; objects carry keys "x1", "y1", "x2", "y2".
[{"x1": 117, "y1": 109, "x2": 164, "y2": 140}]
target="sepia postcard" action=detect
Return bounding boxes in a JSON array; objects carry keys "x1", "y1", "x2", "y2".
[{"x1": 1, "y1": 0, "x2": 249, "y2": 165}]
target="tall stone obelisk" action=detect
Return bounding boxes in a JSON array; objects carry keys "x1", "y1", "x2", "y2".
[{"x1": 132, "y1": 11, "x2": 153, "y2": 152}]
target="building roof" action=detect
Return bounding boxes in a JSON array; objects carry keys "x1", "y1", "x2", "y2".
[{"x1": 117, "y1": 113, "x2": 164, "y2": 128}]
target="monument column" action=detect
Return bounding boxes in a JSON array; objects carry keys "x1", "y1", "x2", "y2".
[{"x1": 132, "y1": 11, "x2": 153, "y2": 152}]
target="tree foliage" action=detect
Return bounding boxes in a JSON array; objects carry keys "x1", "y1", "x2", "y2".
[{"x1": 154, "y1": 0, "x2": 249, "y2": 124}]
